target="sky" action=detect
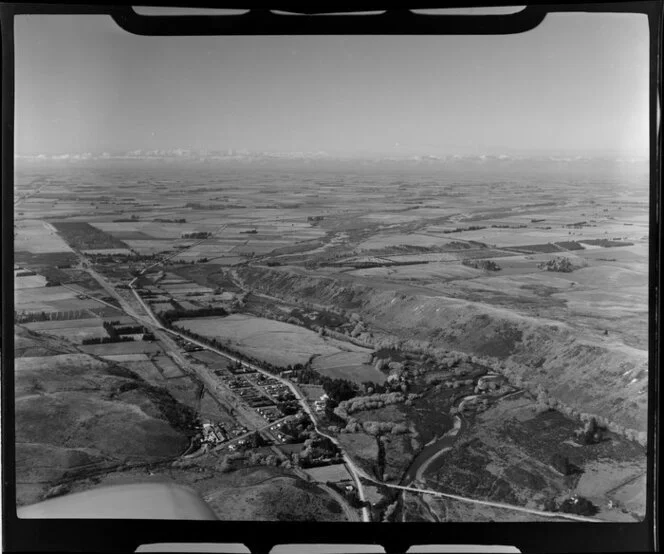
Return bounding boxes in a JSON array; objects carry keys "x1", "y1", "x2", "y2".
[{"x1": 14, "y1": 11, "x2": 650, "y2": 158}]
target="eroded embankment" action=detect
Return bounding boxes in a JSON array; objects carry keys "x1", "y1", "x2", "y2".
[{"x1": 236, "y1": 265, "x2": 648, "y2": 436}]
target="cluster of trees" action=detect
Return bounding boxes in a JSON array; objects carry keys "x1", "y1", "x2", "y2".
[
  {"x1": 559, "y1": 496, "x2": 598, "y2": 516},
  {"x1": 281, "y1": 416, "x2": 315, "y2": 443},
  {"x1": 15, "y1": 310, "x2": 88, "y2": 323},
  {"x1": 181, "y1": 231, "x2": 212, "y2": 239},
  {"x1": 334, "y1": 392, "x2": 419, "y2": 420},
  {"x1": 537, "y1": 256, "x2": 576, "y2": 273},
  {"x1": 360, "y1": 421, "x2": 409, "y2": 436},
  {"x1": 360, "y1": 379, "x2": 408, "y2": 396},
  {"x1": 237, "y1": 431, "x2": 268, "y2": 450},
  {"x1": 87, "y1": 252, "x2": 137, "y2": 263},
  {"x1": 442, "y1": 225, "x2": 486, "y2": 234},
  {"x1": 574, "y1": 417, "x2": 604, "y2": 445},
  {"x1": 219, "y1": 450, "x2": 290, "y2": 472},
  {"x1": 298, "y1": 436, "x2": 342, "y2": 468},
  {"x1": 167, "y1": 258, "x2": 211, "y2": 265},
  {"x1": 322, "y1": 379, "x2": 359, "y2": 405},
  {"x1": 550, "y1": 453, "x2": 574, "y2": 475},
  {"x1": 325, "y1": 481, "x2": 368, "y2": 510},
  {"x1": 114, "y1": 324, "x2": 145, "y2": 335},
  {"x1": 462, "y1": 259, "x2": 501, "y2": 271}
]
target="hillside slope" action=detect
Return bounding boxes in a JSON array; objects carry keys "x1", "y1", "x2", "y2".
[
  {"x1": 236, "y1": 265, "x2": 648, "y2": 433},
  {"x1": 14, "y1": 327, "x2": 196, "y2": 506}
]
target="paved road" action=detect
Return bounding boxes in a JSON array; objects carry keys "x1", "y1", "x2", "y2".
[{"x1": 359, "y1": 473, "x2": 601, "y2": 522}]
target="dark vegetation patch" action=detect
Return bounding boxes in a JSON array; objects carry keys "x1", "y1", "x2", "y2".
[
  {"x1": 427, "y1": 437, "x2": 518, "y2": 504},
  {"x1": 114, "y1": 380, "x2": 199, "y2": 437},
  {"x1": 50, "y1": 221, "x2": 130, "y2": 250},
  {"x1": 505, "y1": 244, "x2": 561, "y2": 254},
  {"x1": 452, "y1": 316, "x2": 523, "y2": 358},
  {"x1": 554, "y1": 241, "x2": 585, "y2": 251},
  {"x1": 15, "y1": 250, "x2": 78, "y2": 269},
  {"x1": 405, "y1": 388, "x2": 456, "y2": 444},
  {"x1": 374, "y1": 348, "x2": 407, "y2": 363},
  {"x1": 498, "y1": 409, "x2": 645, "y2": 469},
  {"x1": 106, "y1": 230, "x2": 157, "y2": 240},
  {"x1": 579, "y1": 239, "x2": 634, "y2": 248}
]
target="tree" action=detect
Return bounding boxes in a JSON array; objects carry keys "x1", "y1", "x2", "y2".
[
  {"x1": 249, "y1": 431, "x2": 266, "y2": 449},
  {"x1": 560, "y1": 496, "x2": 598, "y2": 516},
  {"x1": 551, "y1": 453, "x2": 572, "y2": 475},
  {"x1": 579, "y1": 417, "x2": 602, "y2": 445}
]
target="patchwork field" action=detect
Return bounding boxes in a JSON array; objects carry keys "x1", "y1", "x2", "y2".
[{"x1": 13, "y1": 158, "x2": 650, "y2": 524}]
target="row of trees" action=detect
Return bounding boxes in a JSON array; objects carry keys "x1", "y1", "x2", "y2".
[
  {"x1": 334, "y1": 392, "x2": 414, "y2": 418},
  {"x1": 159, "y1": 306, "x2": 228, "y2": 325},
  {"x1": 15, "y1": 310, "x2": 89, "y2": 323},
  {"x1": 81, "y1": 335, "x2": 135, "y2": 345}
]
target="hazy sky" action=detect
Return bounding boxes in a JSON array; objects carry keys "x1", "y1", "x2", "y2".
[{"x1": 15, "y1": 11, "x2": 649, "y2": 157}]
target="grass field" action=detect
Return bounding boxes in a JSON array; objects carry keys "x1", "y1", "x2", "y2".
[
  {"x1": 177, "y1": 314, "x2": 345, "y2": 367},
  {"x1": 337, "y1": 433, "x2": 379, "y2": 477},
  {"x1": 311, "y1": 351, "x2": 386, "y2": 384},
  {"x1": 14, "y1": 220, "x2": 74, "y2": 254},
  {"x1": 15, "y1": 274, "x2": 48, "y2": 289},
  {"x1": 303, "y1": 463, "x2": 353, "y2": 483},
  {"x1": 23, "y1": 319, "x2": 107, "y2": 342},
  {"x1": 153, "y1": 354, "x2": 186, "y2": 379}
]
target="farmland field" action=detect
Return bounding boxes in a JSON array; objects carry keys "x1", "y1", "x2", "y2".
[
  {"x1": 50, "y1": 221, "x2": 130, "y2": 251},
  {"x1": 13, "y1": 155, "x2": 650, "y2": 525},
  {"x1": 23, "y1": 319, "x2": 107, "y2": 342},
  {"x1": 177, "y1": 314, "x2": 350, "y2": 367},
  {"x1": 79, "y1": 341, "x2": 163, "y2": 356},
  {"x1": 311, "y1": 351, "x2": 386, "y2": 384}
]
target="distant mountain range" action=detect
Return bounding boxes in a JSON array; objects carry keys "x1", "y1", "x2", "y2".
[{"x1": 15, "y1": 149, "x2": 648, "y2": 165}]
